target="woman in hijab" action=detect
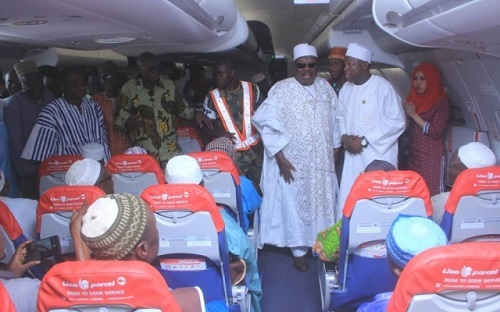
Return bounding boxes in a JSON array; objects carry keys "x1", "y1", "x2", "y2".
[{"x1": 403, "y1": 63, "x2": 450, "y2": 196}]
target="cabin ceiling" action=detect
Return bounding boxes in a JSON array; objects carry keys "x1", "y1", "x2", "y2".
[{"x1": 0, "y1": 0, "x2": 500, "y2": 67}]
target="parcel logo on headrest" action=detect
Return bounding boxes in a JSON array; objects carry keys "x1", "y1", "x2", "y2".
[
  {"x1": 117, "y1": 160, "x2": 142, "y2": 166},
  {"x1": 50, "y1": 194, "x2": 86, "y2": 204},
  {"x1": 476, "y1": 172, "x2": 500, "y2": 180},
  {"x1": 371, "y1": 178, "x2": 407, "y2": 186},
  {"x1": 79, "y1": 279, "x2": 89, "y2": 290},
  {"x1": 47, "y1": 159, "x2": 73, "y2": 169},
  {"x1": 197, "y1": 156, "x2": 218, "y2": 163},
  {"x1": 461, "y1": 266, "x2": 473, "y2": 277}
]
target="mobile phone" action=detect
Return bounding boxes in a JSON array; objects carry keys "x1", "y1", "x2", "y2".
[{"x1": 24, "y1": 236, "x2": 61, "y2": 264}]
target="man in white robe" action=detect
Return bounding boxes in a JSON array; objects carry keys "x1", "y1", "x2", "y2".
[
  {"x1": 252, "y1": 43, "x2": 341, "y2": 271},
  {"x1": 337, "y1": 43, "x2": 406, "y2": 218}
]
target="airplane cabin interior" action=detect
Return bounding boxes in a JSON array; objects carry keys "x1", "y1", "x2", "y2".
[{"x1": 1, "y1": 0, "x2": 500, "y2": 311}]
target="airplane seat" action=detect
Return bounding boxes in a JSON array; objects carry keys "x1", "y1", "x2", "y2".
[
  {"x1": 388, "y1": 242, "x2": 500, "y2": 312},
  {"x1": 320, "y1": 170, "x2": 433, "y2": 311},
  {"x1": 37, "y1": 185, "x2": 106, "y2": 261},
  {"x1": 440, "y1": 166, "x2": 500, "y2": 243},
  {"x1": 141, "y1": 183, "x2": 247, "y2": 312},
  {"x1": 177, "y1": 126, "x2": 204, "y2": 154},
  {"x1": 106, "y1": 154, "x2": 165, "y2": 195},
  {"x1": 0, "y1": 282, "x2": 16, "y2": 312},
  {"x1": 0, "y1": 201, "x2": 27, "y2": 265},
  {"x1": 0, "y1": 200, "x2": 46, "y2": 279},
  {"x1": 37, "y1": 260, "x2": 182, "y2": 312},
  {"x1": 38, "y1": 155, "x2": 83, "y2": 196},
  {"x1": 189, "y1": 151, "x2": 246, "y2": 231}
]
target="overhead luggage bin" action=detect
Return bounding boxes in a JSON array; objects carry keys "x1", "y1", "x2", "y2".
[{"x1": 372, "y1": 0, "x2": 500, "y2": 56}]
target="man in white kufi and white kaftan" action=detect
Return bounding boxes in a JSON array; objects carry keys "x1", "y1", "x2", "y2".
[
  {"x1": 337, "y1": 43, "x2": 406, "y2": 219},
  {"x1": 252, "y1": 43, "x2": 341, "y2": 270}
]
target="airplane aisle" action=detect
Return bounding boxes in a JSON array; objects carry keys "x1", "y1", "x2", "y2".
[{"x1": 258, "y1": 245, "x2": 323, "y2": 312}]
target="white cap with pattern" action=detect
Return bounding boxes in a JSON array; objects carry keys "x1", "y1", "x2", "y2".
[
  {"x1": 165, "y1": 155, "x2": 203, "y2": 184},
  {"x1": 346, "y1": 43, "x2": 373, "y2": 64},
  {"x1": 458, "y1": 142, "x2": 496, "y2": 168},
  {"x1": 65, "y1": 158, "x2": 101, "y2": 186}
]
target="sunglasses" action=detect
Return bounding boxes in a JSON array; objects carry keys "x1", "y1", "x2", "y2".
[
  {"x1": 138, "y1": 65, "x2": 160, "y2": 72},
  {"x1": 295, "y1": 62, "x2": 317, "y2": 69}
]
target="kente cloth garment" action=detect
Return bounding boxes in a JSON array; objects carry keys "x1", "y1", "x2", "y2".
[
  {"x1": 204, "y1": 81, "x2": 263, "y2": 182},
  {"x1": 92, "y1": 92, "x2": 130, "y2": 156},
  {"x1": 337, "y1": 75, "x2": 405, "y2": 220},
  {"x1": 116, "y1": 76, "x2": 195, "y2": 163},
  {"x1": 407, "y1": 97, "x2": 449, "y2": 196},
  {"x1": 21, "y1": 97, "x2": 111, "y2": 162},
  {"x1": 251, "y1": 77, "x2": 340, "y2": 248},
  {"x1": 4, "y1": 90, "x2": 57, "y2": 178}
]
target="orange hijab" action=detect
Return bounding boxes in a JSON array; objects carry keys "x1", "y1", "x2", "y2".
[{"x1": 406, "y1": 63, "x2": 447, "y2": 114}]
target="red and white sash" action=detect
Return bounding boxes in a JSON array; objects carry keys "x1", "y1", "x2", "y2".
[{"x1": 210, "y1": 81, "x2": 261, "y2": 151}]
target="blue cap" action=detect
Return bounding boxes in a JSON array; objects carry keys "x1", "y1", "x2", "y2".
[{"x1": 386, "y1": 215, "x2": 448, "y2": 269}]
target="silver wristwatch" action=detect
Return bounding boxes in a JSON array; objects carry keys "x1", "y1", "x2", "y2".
[{"x1": 360, "y1": 136, "x2": 368, "y2": 148}]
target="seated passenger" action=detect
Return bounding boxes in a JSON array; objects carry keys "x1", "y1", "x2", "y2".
[
  {"x1": 70, "y1": 193, "x2": 219, "y2": 312},
  {"x1": 313, "y1": 160, "x2": 395, "y2": 263},
  {"x1": 205, "y1": 136, "x2": 262, "y2": 228},
  {"x1": 0, "y1": 227, "x2": 41, "y2": 312},
  {"x1": 0, "y1": 169, "x2": 37, "y2": 240},
  {"x1": 165, "y1": 155, "x2": 263, "y2": 312},
  {"x1": 66, "y1": 144, "x2": 113, "y2": 194},
  {"x1": 432, "y1": 142, "x2": 496, "y2": 223},
  {"x1": 357, "y1": 215, "x2": 448, "y2": 312}
]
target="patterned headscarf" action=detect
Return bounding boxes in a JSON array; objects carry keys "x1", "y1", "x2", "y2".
[
  {"x1": 406, "y1": 62, "x2": 447, "y2": 114},
  {"x1": 205, "y1": 137, "x2": 238, "y2": 163}
]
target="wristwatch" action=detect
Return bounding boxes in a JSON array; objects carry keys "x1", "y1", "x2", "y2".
[{"x1": 360, "y1": 136, "x2": 368, "y2": 148}]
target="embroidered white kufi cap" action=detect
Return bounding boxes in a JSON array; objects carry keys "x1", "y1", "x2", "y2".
[
  {"x1": 346, "y1": 43, "x2": 373, "y2": 64},
  {"x1": 458, "y1": 142, "x2": 496, "y2": 168},
  {"x1": 293, "y1": 43, "x2": 317, "y2": 61},
  {"x1": 165, "y1": 155, "x2": 203, "y2": 184},
  {"x1": 65, "y1": 158, "x2": 101, "y2": 186}
]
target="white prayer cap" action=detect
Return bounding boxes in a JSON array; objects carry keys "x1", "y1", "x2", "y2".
[
  {"x1": 81, "y1": 143, "x2": 105, "y2": 161},
  {"x1": 65, "y1": 158, "x2": 101, "y2": 186},
  {"x1": 346, "y1": 43, "x2": 373, "y2": 64},
  {"x1": 458, "y1": 142, "x2": 496, "y2": 168},
  {"x1": 0, "y1": 169, "x2": 5, "y2": 193},
  {"x1": 165, "y1": 155, "x2": 203, "y2": 185},
  {"x1": 293, "y1": 43, "x2": 317, "y2": 61},
  {"x1": 81, "y1": 193, "x2": 148, "y2": 260}
]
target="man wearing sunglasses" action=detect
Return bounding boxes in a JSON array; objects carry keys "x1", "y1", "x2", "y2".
[
  {"x1": 336, "y1": 43, "x2": 406, "y2": 219},
  {"x1": 116, "y1": 52, "x2": 210, "y2": 166},
  {"x1": 252, "y1": 43, "x2": 341, "y2": 272}
]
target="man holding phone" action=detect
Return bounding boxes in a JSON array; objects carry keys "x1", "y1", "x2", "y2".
[
  {"x1": 0, "y1": 231, "x2": 41, "y2": 311},
  {"x1": 23, "y1": 235, "x2": 61, "y2": 264}
]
